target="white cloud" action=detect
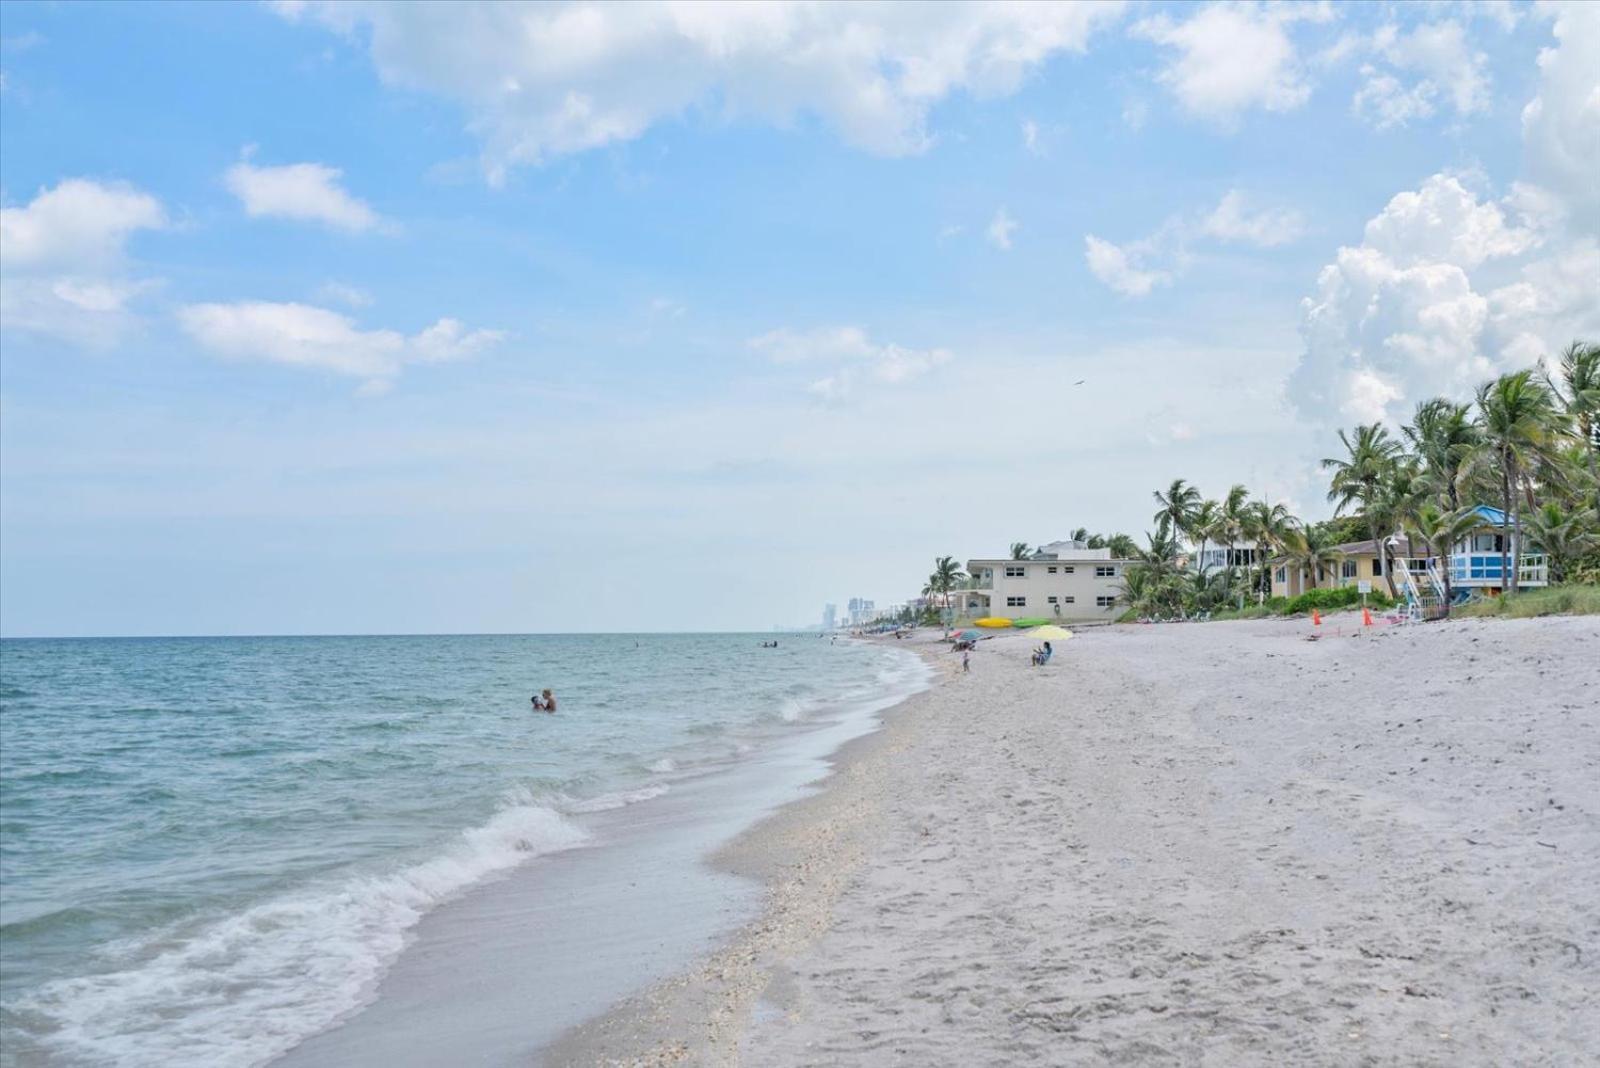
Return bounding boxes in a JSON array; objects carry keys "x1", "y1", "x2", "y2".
[
  {"x1": 1021, "y1": 118, "x2": 1041, "y2": 154},
  {"x1": 749, "y1": 325, "x2": 951, "y2": 400},
  {"x1": 1131, "y1": 2, "x2": 1329, "y2": 125},
  {"x1": 1200, "y1": 190, "x2": 1304, "y2": 247},
  {"x1": 1085, "y1": 189, "x2": 1301, "y2": 296},
  {"x1": 1289, "y1": 169, "x2": 1591, "y2": 427},
  {"x1": 0, "y1": 178, "x2": 166, "y2": 346},
  {"x1": 272, "y1": 1, "x2": 1124, "y2": 180},
  {"x1": 1519, "y1": 2, "x2": 1600, "y2": 232},
  {"x1": 1121, "y1": 97, "x2": 1149, "y2": 130},
  {"x1": 986, "y1": 207, "x2": 1017, "y2": 250},
  {"x1": 1352, "y1": 20, "x2": 1491, "y2": 130},
  {"x1": 225, "y1": 160, "x2": 384, "y2": 232},
  {"x1": 317, "y1": 280, "x2": 374, "y2": 307},
  {"x1": 177, "y1": 301, "x2": 503, "y2": 390},
  {"x1": 1, "y1": 178, "x2": 165, "y2": 269},
  {"x1": 1292, "y1": 8, "x2": 1600, "y2": 428},
  {"x1": 1083, "y1": 234, "x2": 1170, "y2": 297}
]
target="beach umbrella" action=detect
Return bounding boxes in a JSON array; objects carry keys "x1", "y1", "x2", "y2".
[
  {"x1": 951, "y1": 629, "x2": 982, "y2": 641},
  {"x1": 1031, "y1": 625, "x2": 1074, "y2": 640},
  {"x1": 973, "y1": 617, "x2": 1012, "y2": 628}
]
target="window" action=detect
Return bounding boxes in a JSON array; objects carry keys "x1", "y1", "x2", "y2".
[
  {"x1": 1096, "y1": 595, "x2": 1116, "y2": 608},
  {"x1": 1095, "y1": 565, "x2": 1116, "y2": 578},
  {"x1": 1275, "y1": 566, "x2": 1286, "y2": 583},
  {"x1": 1341, "y1": 560, "x2": 1357, "y2": 579},
  {"x1": 1004, "y1": 565, "x2": 1026, "y2": 578},
  {"x1": 1371, "y1": 558, "x2": 1383, "y2": 576},
  {"x1": 1062, "y1": 595, "x2": 1075, "y2": 604},
  {"x1": 1408, "y1": 559, "x2": 1428, "y2": 573},
  {"x1": 1062, "y1": 565, "x2": 1075, "y2": 573},
  {"x1": 1006, "y1": 596, "x2": 1026, "y2": 607},
  {"x1": 1047, "y1": 566, "x2": 1057, "y2": 574},
  {"x1": 1047, "y1": 595, "x2": 1058, "y2": 604}
]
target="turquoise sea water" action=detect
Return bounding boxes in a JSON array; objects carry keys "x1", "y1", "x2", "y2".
[{"x1": 0, "y1": 633, "x2": 924, "y2": 1067}]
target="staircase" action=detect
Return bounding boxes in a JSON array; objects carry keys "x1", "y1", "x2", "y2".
[{"x1": 1394, "y1": 558, "x2": 1449, "y2": 622}]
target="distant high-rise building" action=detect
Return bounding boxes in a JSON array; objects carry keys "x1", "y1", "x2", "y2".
[
  {"x1": 846, "y1": 597, "x2": 876, "y2": 626},
  {"x1": 822, "y1": 603, "x2": 837, "y2": 630}
]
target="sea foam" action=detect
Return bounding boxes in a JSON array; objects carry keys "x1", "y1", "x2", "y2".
[{"x1": 14, "y1": 800, "x2": 588, "y2": 1068}]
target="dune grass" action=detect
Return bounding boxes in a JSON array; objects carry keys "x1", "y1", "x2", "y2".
[{"x1": 1455, "y1": 584, "x2": 1600, "y2": 618}]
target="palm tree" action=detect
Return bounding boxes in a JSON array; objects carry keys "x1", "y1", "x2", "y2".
[
  {"x1": 926, "y1": 555, "x2": 966, "y2": 623},
  {"x1": 1406, "y1": 503, "x2": 1482, "y2": 614},
  {"x1": 1546, "y1": 340, "x2": 1600, "y2": 520},
  {"x1": 1106, "y1": 533, "x2": 1138, "y2": 559},
  {"x1": 1120, "y1": 528, "x2": 1185, "y2": 617},
  {"x1": 1068, "y1": 527, "x2": 1091, "y2": 544},
  {"x1": 1276, "y1": 524, "x2": 1342, "y2": 591},
  {"x1": 1084, "y1": 533, "x2": 1108, "y2": 549},
  {"x1": 1476, "y1": 370, "x2": 1565, "y2": 594},
  {"x1": 1219, "y1": 483, "x2": 1250, "y2": 573},
  {"x1": 1190, "y1": 499, "x2": 1221, "y2": 573},
  {"x1": 1323, "y1": 424, "x2": 1402, "y2": 597},
  {"x1": 1373, "y1": 459, "x2": 1428, "y2": 581},
  {"x1": 1152, "y1": 479, "x2": 1201, "y2": 548},
  {"x1": 1009, "y1": 542, "x2": 1033, "y2": 560},
  {"x1": 1403, "y1": 398, "x2": 1480, "y2": 512},
  {"x1": 1244, "y1": 499, "x2": 1294, "y2": 602},
  {"x1": 1523, "y1": 501, "x2": 1598, "y2": 584}
]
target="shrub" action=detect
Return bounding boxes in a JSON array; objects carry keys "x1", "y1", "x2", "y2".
[
  {"x1": 1455, "y1": 583, "x2": 1600, "y2": 618},
  {"x1": 1281, "y1": 586, "x2": 1395, "y2": 615}
]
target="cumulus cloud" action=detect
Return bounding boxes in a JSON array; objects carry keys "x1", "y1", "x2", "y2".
[
  {"x1": 177, "y1": 301, "x2": 504, "y2": 391},
  {"x1": 1290, "y1": 171, "x2": 1595, "y2": 427},
  {"x1": 0, "y1": 178, "x2": 167, "y2": 346},
  {"x1": 271, "y1": 1, "x2": 1123, "y2": 181},
  {"x1": 1, "y1": 178, "x2": 165, "y2": 269},
  {"x1": 1201, "y1": 190, "x2": 1304, "y2": 247},
  {"x1": 986, "y1": 208, "x2": 1017, "y2": 250},
  {"x1": 749, "y1": 325, "x2": 951, "y2": 400},
  {"x1": 225, "y1": 160, "x2": 384, "y2": 232},
  {"x1": 1518, "y1": 2, "x2": 1600, "y2": 232},
  {"x1": 1352, "y1": 20, "x2": 1492, "y2": 130},
  {"x1": 1131, "y1": 2, "x2": 1330, "y2": 125},
  {"x1": 1083, "y1": 235, "x2": 1171, "y2": 297},
  {"x1": 1292, "y1": 7, "x2": 1599, "y2": 427}
]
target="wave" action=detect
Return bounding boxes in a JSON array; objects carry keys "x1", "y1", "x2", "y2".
[
  {"x1": 560, "y1": 784, "x2": 670, "y2": 813},
  {"x1": 11, "y1": 799, "x2": 590, "y2": 1068}
]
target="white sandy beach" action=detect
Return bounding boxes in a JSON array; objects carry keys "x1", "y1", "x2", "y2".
[{"x1": 552, "y1": 614, "x2": 1600, "y2": 1066}]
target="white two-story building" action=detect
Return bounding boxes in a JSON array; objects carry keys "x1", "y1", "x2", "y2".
[{"x1": 961, "y1": 540, "x2": 1133, "y2": 622}]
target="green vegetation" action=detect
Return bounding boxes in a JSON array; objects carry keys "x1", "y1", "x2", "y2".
[
  {"x1": 1113, "y1": 343, "x2": 1600, "y2": 623},
  {"x1": 1455, "y1": 585, "x2": 1600, "y2": 618}
]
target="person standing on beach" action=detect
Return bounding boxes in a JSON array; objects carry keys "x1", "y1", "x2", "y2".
[{"x1": 962, "y1": 648, "x2": 971, "y2": 673}]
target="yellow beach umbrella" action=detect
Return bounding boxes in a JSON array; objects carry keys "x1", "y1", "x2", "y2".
[
  {"x1": 1031, "y1": 625, "x2": 1073, "y2": 640},
  {"x1": 973, "y1": 617, "x2": 1012, "y2": 628}
]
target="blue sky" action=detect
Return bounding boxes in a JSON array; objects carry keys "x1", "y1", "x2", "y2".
[{"x1": 2, "y1": 1, "x2": 1595, "y2": 635}]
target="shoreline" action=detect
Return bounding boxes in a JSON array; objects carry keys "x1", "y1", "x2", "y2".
[
  {"x1": 543, "y1": 636, "x2": 957, "y2": 1065},
  {"x1": 270, "y1": 640, "x2": 931, "y2": 1068},
  {"x1": 547, "y1": 615, "x2": 1599, "y2": 1065}
]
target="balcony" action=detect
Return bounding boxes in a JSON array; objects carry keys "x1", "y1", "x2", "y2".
[{"x1": 1439, "y1": 552, "x2": 1548, "y2": 587}]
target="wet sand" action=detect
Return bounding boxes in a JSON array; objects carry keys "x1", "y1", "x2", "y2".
[{"x1": 551, "y1": 614, "x2": 1600, "y2": 1065}]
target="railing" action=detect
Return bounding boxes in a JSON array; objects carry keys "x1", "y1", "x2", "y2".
[{"x1": 1445, "y1": 553, "x2": 1548, "y2": 586}]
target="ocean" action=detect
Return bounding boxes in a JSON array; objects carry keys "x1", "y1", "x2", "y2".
[{"x1": 0, "y1": 633, "x2": 927, "y2": 1067}]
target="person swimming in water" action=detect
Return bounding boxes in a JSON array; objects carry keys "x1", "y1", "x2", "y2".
[{"x1": 532, "y1": 689, "x2": 557, "y2": 713}]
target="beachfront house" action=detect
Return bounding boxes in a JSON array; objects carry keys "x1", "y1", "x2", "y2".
[
  {"x1": 961, "y1": 540, "x2": 1134, "y2": 622},
  {"x1": 1270, "y1": 506, "x2": 1549, "y2": 600}
]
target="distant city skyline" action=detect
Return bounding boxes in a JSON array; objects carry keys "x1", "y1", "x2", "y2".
[{"x1": 2, "y1": 2, "x2": 1596, "y2": 635}]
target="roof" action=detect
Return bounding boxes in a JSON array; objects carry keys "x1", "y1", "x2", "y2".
[
  {"x1": 1331, "y1": 536, "x2": 1414, "y2": 556},
  {"x1": 1466, "y1": 504, "x2": 1510, "y2": 527}
]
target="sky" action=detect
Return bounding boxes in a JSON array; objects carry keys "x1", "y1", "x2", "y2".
[{"x1": 1, "y1": 1, "x2": 1596, "y2": 636}]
